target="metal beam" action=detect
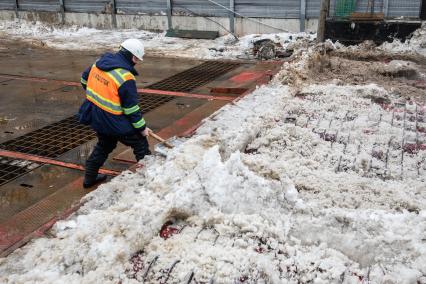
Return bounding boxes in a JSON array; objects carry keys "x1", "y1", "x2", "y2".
[
  {"x1": 229, "y1": 0, "x2": 235, "y2": 34},
  {"x1": 0, "y1": 150, "x2": 121, "y2": 176},
  {"x1": 111, "y1": 0, "x2": 117, "y2": 28},
  {"x1": 138, "y1": 88, "x2": 235, "y2": 101},
  {"x1": 58, "y1": 0, "x2": 65, "y2": 24},
  {"x1": 317, "y1": 0, "x2": 330, "y2": 42},
  {"x1": 14, "y1": 0, "x2": 18, "y2": 18},
  {"x1": 300, "y1": 0, "x2": 306, "y2": 32},
  {"x1": 166, "y1": 0, "x2": 172, "y2": 30},
  {"x1": 0, "y1": 74, "x2": 235, "y2": 101},
  {"x1": 383, "y1": 0, "x2": 389, "y2": 17}
]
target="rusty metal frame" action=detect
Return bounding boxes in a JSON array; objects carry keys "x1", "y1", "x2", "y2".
[
  {"x1": 0, "y1": 74, "x2": 235, "y2": 101},
  {"x1": 0, "y1": 150, "x2": 120, "y2": 176},
  {"x1": 139, "y1": 88, "x2": 234, "y2": 101}
]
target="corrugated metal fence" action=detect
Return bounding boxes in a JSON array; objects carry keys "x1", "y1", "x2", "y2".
[
  {"x1": 329, "y1": 0, "x2": 421, "y2": 18},
  {"x1": 0, "y1": 0, "x2": 421, "y2": 18}
]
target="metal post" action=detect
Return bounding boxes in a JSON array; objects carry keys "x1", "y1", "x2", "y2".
[
  {"x1": 383, "y1": 0, "x2": 389, "y2": 17},
  {"x1": 166, "y1": 0, "x2": 172, "y2": 31},
  {"x1": 229, "y1": 0, "x2": 235, "y2": 34},
  {"x1": 421, "y1": 0, "x2": 426, "y2": 20},
  {"x1": 58, "y1": 0, "x2": 65, "y2": 24},
  {"x1": 300, "y1": 0, "x2": 306, "y2": 32},
  {"x1": 14, "y1": 0, "x2": 19, "y2": 18},
  {"x1": 317, "y1": 0, "x2": 330, "y2": 42},
  {"x1": 110, "y1": 0, "x2": 117, "y2": 28}
]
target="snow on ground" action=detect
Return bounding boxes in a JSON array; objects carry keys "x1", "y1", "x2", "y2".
[
  {"x1": 0, "y1": 19, "x2": 315, "y2": 60},
  {"x1": 379, "y1": 22, "x2": 426, "y2": 57},
  {"x1": 0, "y1": 21, "x2": 426, "y2": 283}
]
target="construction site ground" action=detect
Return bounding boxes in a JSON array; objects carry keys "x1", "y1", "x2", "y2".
[
  {"x1": 0, "y1": 39, "x2": 281, "y2": 257},
  {"x1": 0, "y1": 22, "x2": 425, "y2": 283}
]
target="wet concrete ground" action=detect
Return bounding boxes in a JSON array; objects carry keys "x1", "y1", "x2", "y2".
[{"x1": 0, "y1": 40, "x2": 281, "y2": 256}]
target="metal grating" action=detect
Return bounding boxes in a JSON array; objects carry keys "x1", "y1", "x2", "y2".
[
  {"x1": 0, "y1": 116, "x2": 95, "y2": 158},
  {"x1": 147, "y1": 61, "x2": 241, "y2": 93},
  {"x1": 138, "y1": 93, "x2": 174, "y2": 112},
  {"x1": 0, "y1": 94, "x2": 175, "y2": 160},
  {"x1": 0, "y1": 157, "x2": 39, "y2": 186},
  {"x1": 0, "y1": 61, "x2": 239, "y2": 186}
]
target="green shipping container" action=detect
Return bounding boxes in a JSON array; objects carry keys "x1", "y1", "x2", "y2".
[{"x1": 335, "y1": 0, "x2": 356, "y2": 17}]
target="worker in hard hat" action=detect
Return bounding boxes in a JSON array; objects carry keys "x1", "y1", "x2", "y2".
[{"x1": 78, "y1": 39, "x2": 150, "y2": 188}]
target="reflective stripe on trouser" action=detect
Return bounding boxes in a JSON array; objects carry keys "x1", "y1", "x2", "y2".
[{"x1": 85, "y1": 133, "x2": 150, "y2": 179}]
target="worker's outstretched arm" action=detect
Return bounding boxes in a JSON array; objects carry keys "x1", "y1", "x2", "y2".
[
  {"x1": 80, "y1": 66, "x2": 92, "y2": 90},
  {"x1": 118, "y1": 79, "x2": 146, "y2": 132}
]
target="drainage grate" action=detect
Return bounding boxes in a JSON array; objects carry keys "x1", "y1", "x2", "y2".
[
  {"x1": 0, "y1": 157, "x2": 39, "y2": 186},
  {"x1": 0, "y1": 116, "x2": 95, "y2": 158},
  {"x1": 0, "y1": 61, "x2": 240, "y2": 186},
  {"x1": 138, "y1": 93, "x2": 174, "y2": 112},
  {"x1": 0, "y1": 93, "x2": 177, "y2": 160},
  {"x1": 147, "y1": 61, "x2": 241, "y2": 92}
]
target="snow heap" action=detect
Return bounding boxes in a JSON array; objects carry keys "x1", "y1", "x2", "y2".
[
  {"x1": 0, "y1": 19, "x2": 315, "y2": 60},
  {"x1": 0, "y1": 41, "x2": 425, "y2": 283},
  {"x1": 379, "y1": 22, "x2": 426, "y2": 57}
]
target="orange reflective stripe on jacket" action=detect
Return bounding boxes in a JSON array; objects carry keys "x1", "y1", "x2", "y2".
[{"x1": 85, "y1": 65, "x2": 135, "y2": 115}]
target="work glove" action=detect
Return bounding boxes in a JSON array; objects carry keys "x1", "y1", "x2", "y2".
[{"x1": 142, "y1": 127, "x2": 151, "y2": 137}]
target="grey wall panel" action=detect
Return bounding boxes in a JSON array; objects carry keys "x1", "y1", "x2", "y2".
[
  {"x1": 329, "y1": 0, "x2": 420, "y2": 18},
  {"x1": 18, "y1": 0, "x2": 59, "y2": 11},
  {"x1": 235, "y1": 0, "x2": 300, "y2": 18},
  {"x1": 0, "y1": 0, "x2": 14, "y2": 10},
  {"x1": 64, "y1": 0, "x2": 110, "y2": 13},
  {"x1": 172, "y1": 0, "x2": 229, "y2": 17},
  {"x1": 116, "y1": 0, "x2": 167, "y2": 14},
  {"x1": 387, "y1": 0, "x2": 421, "y2": 17},
  {"x1": 353, "y1": 0, "x2": 384, "y2": 13},
  {"x1": 0, "y1": 0, "x2": 420, "y2": 20},
  {"x1": 306, "y1": 0, "x2": 320, "y2": 18}
]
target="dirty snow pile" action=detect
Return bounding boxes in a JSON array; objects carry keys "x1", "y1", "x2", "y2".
[
  {"x1": 0, "y1": 43, "x2": 425, "y2": 283},
  {"x1": 379, "y1": 22, "x2": 426, "y2": 56},
  {"x1": 0, "y1": 19, "x2": 315, "y2": 59}
]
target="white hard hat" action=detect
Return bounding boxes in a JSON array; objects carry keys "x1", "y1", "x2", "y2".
[{"x1": 120, "y1": 39, "x2": 144, "y2": 61}]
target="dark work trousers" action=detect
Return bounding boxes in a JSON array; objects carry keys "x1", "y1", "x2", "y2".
[{"x1": 85, "y1": 132, "x2": 150, "y2": 180}]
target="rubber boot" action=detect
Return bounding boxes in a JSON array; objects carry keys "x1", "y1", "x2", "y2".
[{"x1": 83, "y1": 174, "x2": 107, "y2": 188}]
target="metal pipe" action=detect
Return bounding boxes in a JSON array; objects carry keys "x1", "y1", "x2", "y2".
[
  {"x1": 14, "y1": 0, "x2": 19, "y2": 18},
  {"x1": 111, "y1": 0, "x2": 117, "y2": 29},
  {"x1": 317, "y1": 0, "x2": 330, "y2": 42},
  {"x1": 300, "y1": 0, "x2": 306, "y2": 32},
  {"x1": 383, "y1": 0, "x2": 389, "y2": 17},
  {"x1": 0, "y1": 150, "x2": 121, "y2": 176},
  {"x1": 166, "y1": 0, "x2": 172, "y2": 30},
  {"x1": 229, "y1": 0, "x2": 235, "y2": 34},
  {"x1": 58, "y1": 0, "x2": 65, "y2": 24}
]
